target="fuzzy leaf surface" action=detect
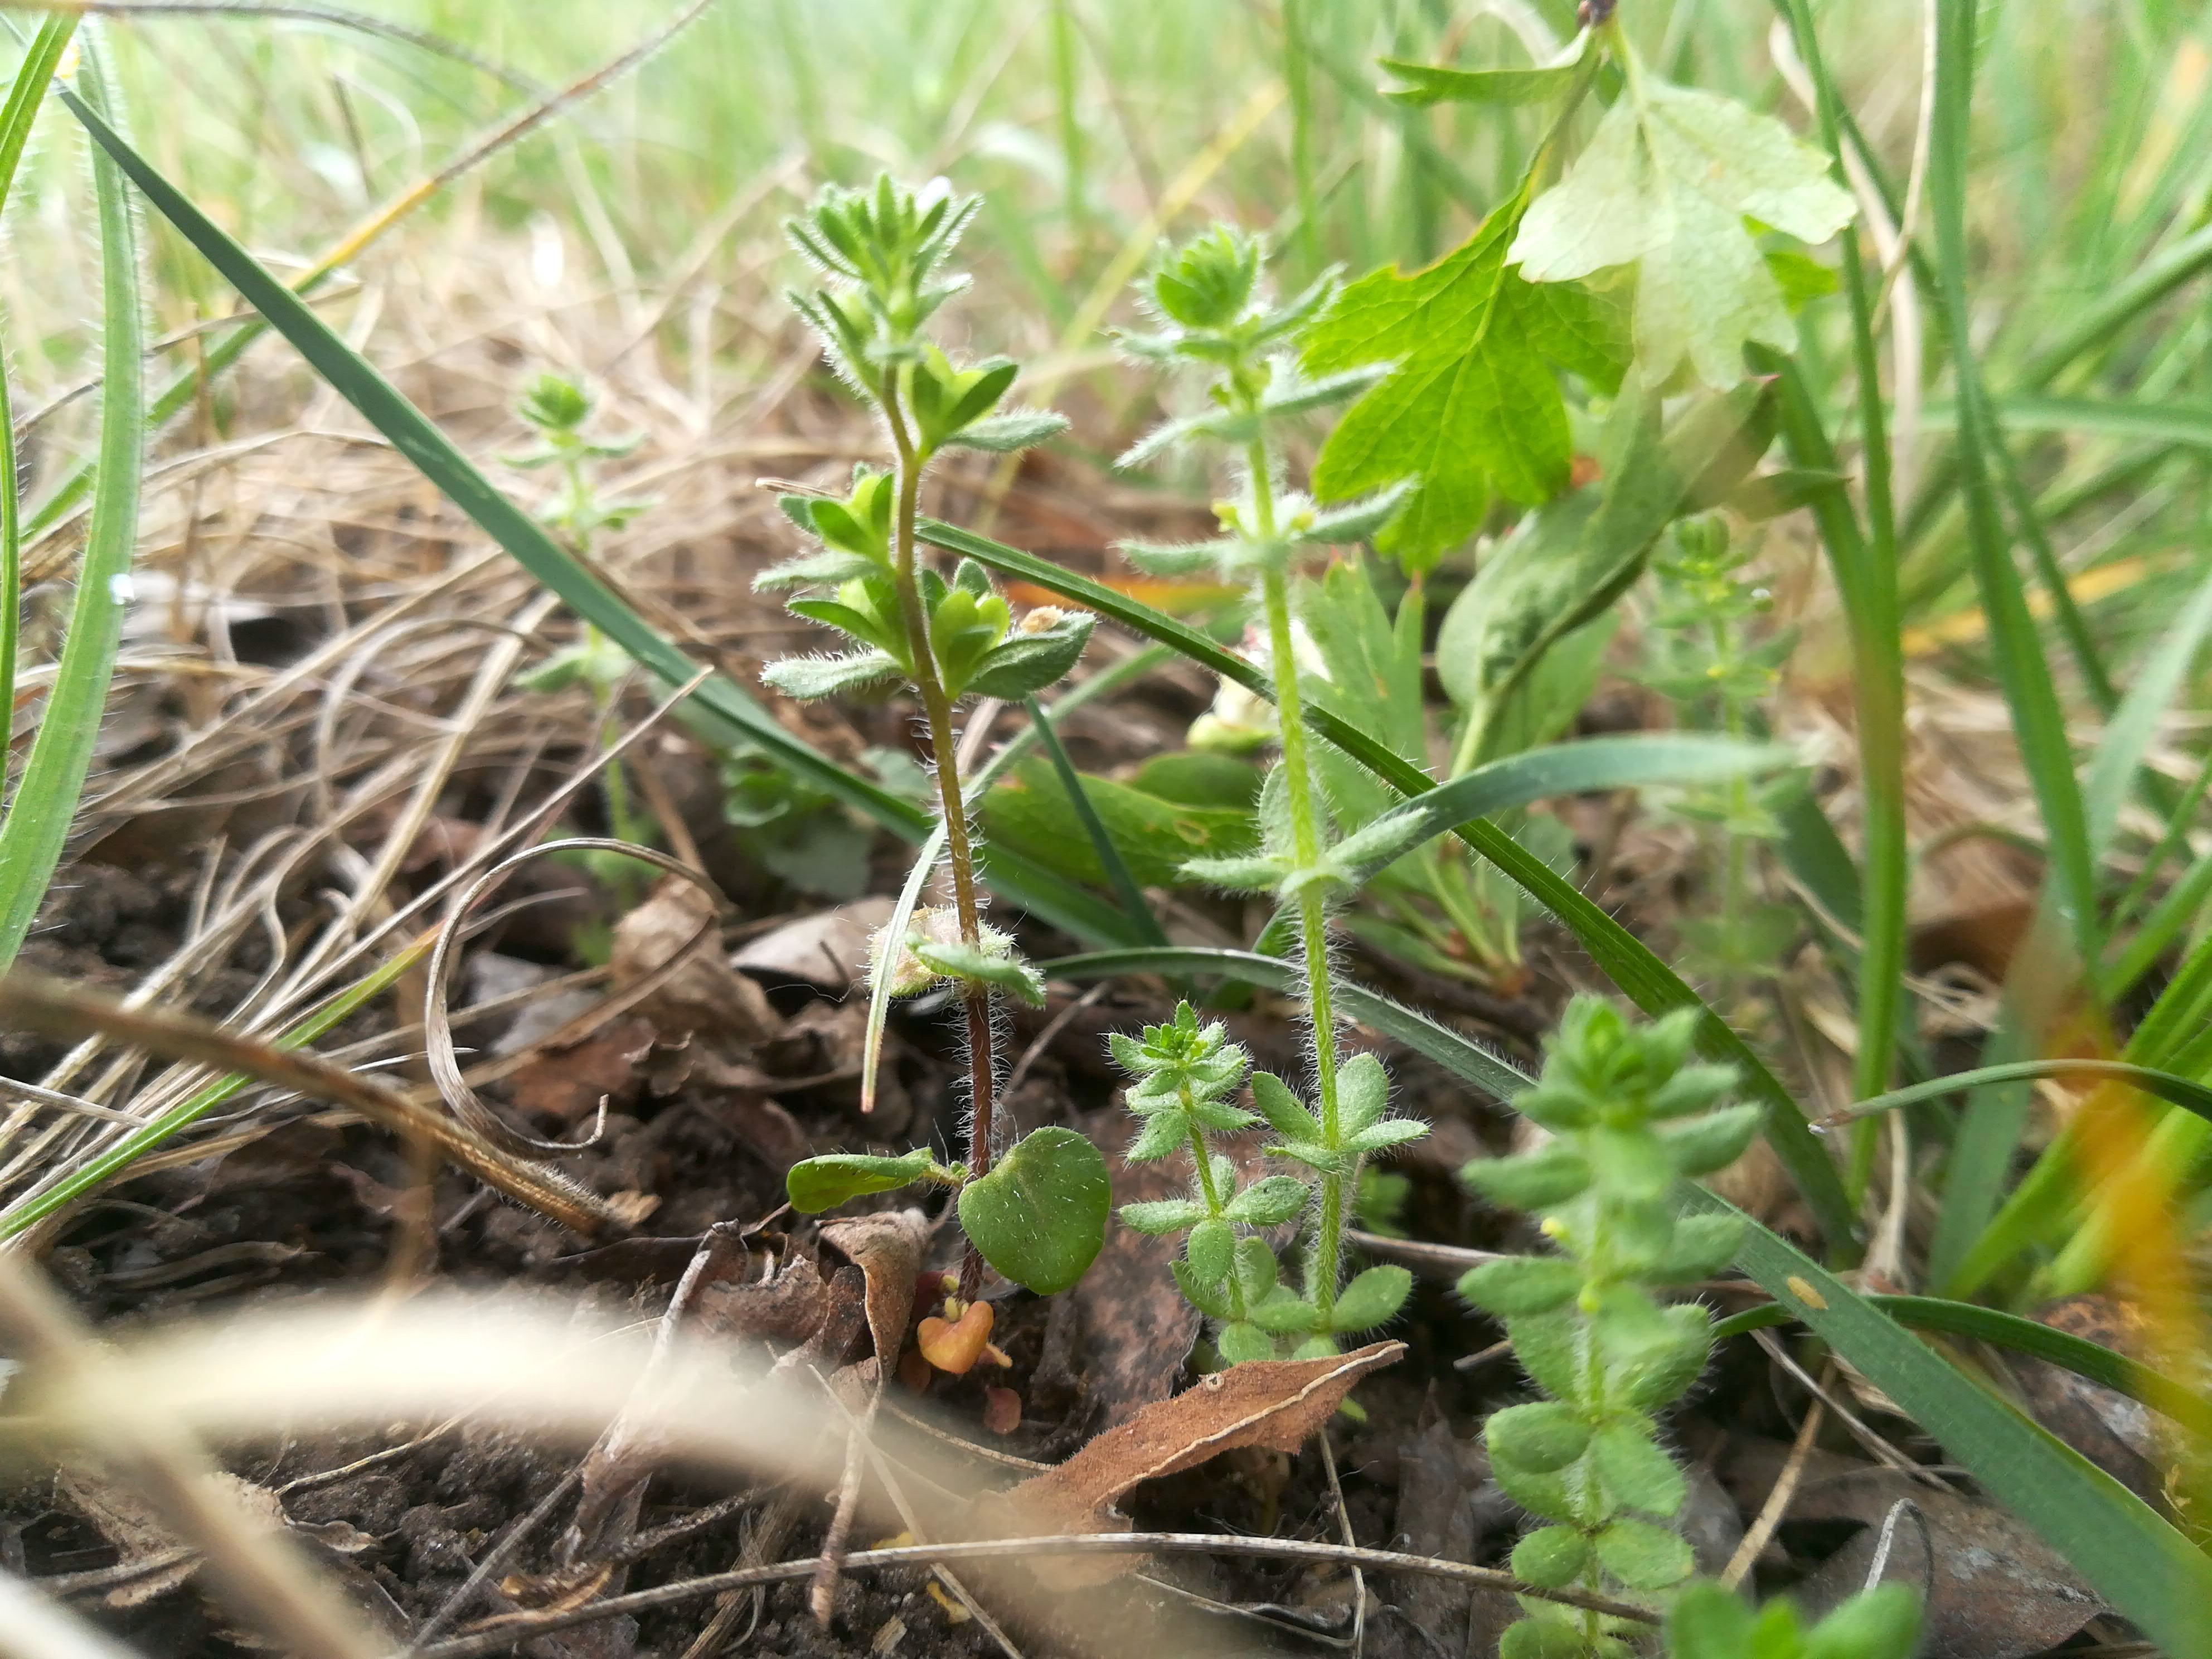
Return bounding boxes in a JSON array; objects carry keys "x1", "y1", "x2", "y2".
[{"x1": 958, "y1": 1127, "x2": 1110, "y2": 1293}]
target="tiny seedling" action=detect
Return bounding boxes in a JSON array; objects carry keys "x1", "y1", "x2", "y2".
[
  {"x1": 1110, "y1": 1002, "x2": 1412, "y2": 1360},
  {"x1": 765, "y1": 177, "x2": 1107, "y2": 1314},
  {"x1": 1640, "y1": 515, "x2": 1799, "y2": 1005},
  {"x1": 510, "y1": 372, "x2": 656, "y2": 908},
  {"x1": 1458, "y1": 996, "x2": 1761, "y2": 1654},
  {"x1": 1112, "y1": 229, "x2": 1429, "y2": 1348}
]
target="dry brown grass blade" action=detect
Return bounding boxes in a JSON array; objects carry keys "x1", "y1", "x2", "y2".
[
  {"x1": 0, "y1": 967, "x2": 620, "y2": 1235},
  {"x1": 412, "y1": 1532, "x2": 1661, "y2": 1658},
  {"x1": 0, "y1": 1251, "x2": 387, "y2": 1659}
]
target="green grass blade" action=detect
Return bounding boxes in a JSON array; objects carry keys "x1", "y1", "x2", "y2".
[
  {"x1": 0, "y1": 40, "x2": 143, "y2": 973},
  {"x1": 1701, "y1": 1190, "x2": 2212, "y2": 1655},
  {"x1": 1711, "y1": 1293, "x2": 2212, "y2": 1444},
  {"x1": 2110, "y1": 840, "x2": 2212, "y2": 996},
  {"x1": 62, "y1": 88, "x2": 1137, "y2": 949},
  {"x1": 1021, "y1": 696, "x2": 1169, "y2": 948},
  {"x1": 1917, "y1": 395, "x2": 2212, "y2": 454},
  {"x1": 930, "y1": 517, "x2": 1860, "y2": 1257},
  {"x1": 1044, "y1": 944, "x2": 1534, "y2": 1102},
  {"x1": 2022, "y1": 218, "x2": 2212, "y2": 393},
  {"x1": 1335, "y1": 735, "x2": 1787, "y2": 886},
  {"x1": 1251, "y1": 734, "x2": 1787, "y2": 958},
  {"x1": 1822, "y1": 1058, "x2": 2212, "y2": 1131},
  {"x1": 1754, "y1": 347, "x2": 1909, "y2": 1124},
  {"x1": 1929, "y1": 0, "x2": 2099, "y2": 971},
  {"x1": 2082, "y1": 564, "x2": 2212, "y2": 863},
  {"x1": 0, "y1": 16, "x2": 75, "y2": 203}
]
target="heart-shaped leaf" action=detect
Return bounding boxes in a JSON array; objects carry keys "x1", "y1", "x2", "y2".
[{"x1": 957, "y1": 1126, "x2": 1109, "y2": 1293}]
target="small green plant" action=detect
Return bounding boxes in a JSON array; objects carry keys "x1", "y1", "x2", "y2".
[
  {"x1": 510, "y1": 372, "x2": 656, "y2": 908},
  {"x1": 765, "y1": 177, "x2": 1107, "y2": 1303},
  {"x1": 1113, "y1": 227, "x2": 1429, "y2": 1345},
  {"x1": 1666, "y1": 1582, "x2": 1922, "y2": 1659},
  {"x1": 1110, "y1": 1001, "x2": 1413, "y2": 1359},
  {"x1": 1641, "y1": 515, "x2": 1798, "y2": 1003},
  {"x1": 1457, "y1": 996, "x2": 1761, "y2": 1655}
]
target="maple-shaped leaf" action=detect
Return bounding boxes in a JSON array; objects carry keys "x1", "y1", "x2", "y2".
[
  {"x1": 1508, "y1": 76, "x2": 1855, "y2": 390},
  {"x1": 1302, "y1": 192, "x2": 1626, "y2": 571}
]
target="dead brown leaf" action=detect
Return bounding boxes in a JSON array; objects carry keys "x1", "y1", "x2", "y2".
[
  {"x1": 733, "y1": 899, "x2": 892, "y2": 994},
  {"x1": 819, "y1": 1209, "x2": 929, "y2": 1385},
  {"x1": 1720, "y1": 1440, "x2": 2105, "y2": 1657},
  {"x1": 609, "y1": 876, "x2": 777, "y2": 1048},
  {"x1": 2007, "y1": 1295, "x2": 2163, "y2": 1503},
  {"x1": 507, "y1": 1016, "x2": 654, "y2": 1123},
  {"x1": 57, "y1": 1466, "x2": 285, "y2": 1608},
  {"x1": 981, "y1": 1341, "x2": 1405, "y2": 1587}
]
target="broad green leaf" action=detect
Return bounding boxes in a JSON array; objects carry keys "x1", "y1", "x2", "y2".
[
  {"x1": 1510, "y1": 71, "x2": 1855, "y2": 389},
  {"x1": 981, "y1": 758, "x2": 1254, "y2": 888},
  {"x1": 1380, "y1": 32, "x2": 1590, "y2": 108},
  {"x1": 1302, "y1": 188, "x2": 1626, "y2": 570},
  {"x1": 1438, "y1": 379, "x2": 1773, "y2": 768},
  {"x1": 958, "y1": 1127, "x2": 1110, "y2": 1293},
  {"x1": 785, "y1": 1148, "x2": 944, "y2": 1214},
  {"x1": 1021, "y1": 695, "x2": 1168, "y2": 949}
]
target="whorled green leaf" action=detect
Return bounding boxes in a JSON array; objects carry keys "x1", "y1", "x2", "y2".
[
  {"x1": 926, "y1": 518, "x2": 1854, "y2": 1250},
  {"x1": 1330, "y1": 1263, "x2": 1412, "y2": 1332},
  {"x1": 949, "y1": 409, "x2": 1070, "y2": 453},
  {"x1": 1302, "y1": 186, "x2": 1626, "y2": 570},
  {"x1": 1509, "y1": 68, "x2": 1856, "y2": 389},
  {"x1": 64, "y1": 89, "x2": 1139, "y2": 951},
  {"x1": 958, "y1": 1127, "x2": 1110, "y2": 1293},
  {"x1": 963, "y1": 610, "x2": 1095, "y2": 700}
]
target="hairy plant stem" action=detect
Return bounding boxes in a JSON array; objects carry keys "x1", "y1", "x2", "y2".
[
  {"x1": 1249, "y1": 440, "x2": 1345, "y2": 1322},
  {"x1": 885, "y1": 392, "x2": 998, "y2": 1297}
]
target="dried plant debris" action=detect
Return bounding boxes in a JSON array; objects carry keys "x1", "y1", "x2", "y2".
[
  {"x1": 982, "y1": 1341, "x2": 1404, "y2": 1587},
  {"x1": 1719, "y1": 1440, "x2": 2106, "y2": 1658}
]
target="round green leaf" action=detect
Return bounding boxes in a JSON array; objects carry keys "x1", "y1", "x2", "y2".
[
  {"x1": 957, "y1": 1126, "x2": 1109, "y2": 1293},
  {"x1": 786, "y1": 1147, "x2": 941, "y2": 1214},
  {"x1": 1508, "y1": 1525, "x2": 1591, "y2": 1590}
]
